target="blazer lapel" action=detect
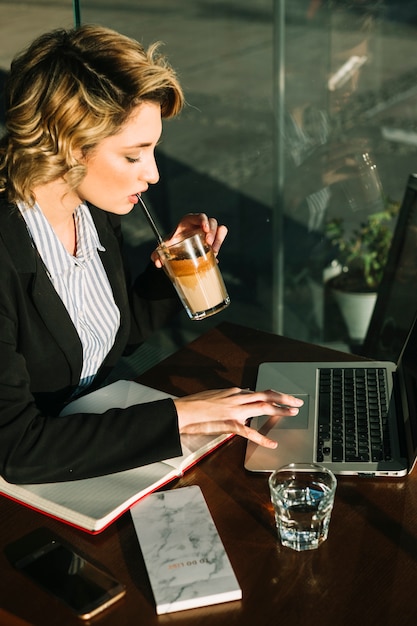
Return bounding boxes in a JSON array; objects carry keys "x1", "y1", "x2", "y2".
[
  {"x1": 0, "y1": 200, "x2": 83, "y2": 385},
  {"x1": 0, "y1": 200, "x2": 130, "y2": 385},
  {"x1": 89, "y1": 206, "x2": 131, "y2": 339}
]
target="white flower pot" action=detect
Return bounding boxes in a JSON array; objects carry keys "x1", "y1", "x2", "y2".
[{"x1": 331, "y1": 289, "x2": 377, "y2": 344}]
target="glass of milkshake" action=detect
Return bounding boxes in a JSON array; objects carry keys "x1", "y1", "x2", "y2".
[{"x1": 157, "y1": 231, "x2": 230, "y2": 320}]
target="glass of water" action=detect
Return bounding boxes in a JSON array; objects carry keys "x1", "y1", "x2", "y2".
[{"x1": 268, "y1": 463, "x2": 337, "y2": 551}]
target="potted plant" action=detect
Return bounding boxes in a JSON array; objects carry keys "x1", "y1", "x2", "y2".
[{"x1": 324, "y1": 197, "x2": 400, "y2": 343}]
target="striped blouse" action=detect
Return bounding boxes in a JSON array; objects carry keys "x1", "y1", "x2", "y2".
[{"x1": 18, "y1": 201, "x2": 121, "y2": 393}]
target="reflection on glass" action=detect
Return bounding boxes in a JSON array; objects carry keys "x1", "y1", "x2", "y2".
[
  {"x1": 283, "y1": 0, "x2": 417, "y2": 348},
  {"x1": 2, "y1": 0, "x2": 417, "y2": 351}
]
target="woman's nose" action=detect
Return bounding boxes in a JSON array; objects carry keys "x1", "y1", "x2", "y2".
[{"x1": 143, "y1": 156, "x2": 160, "y2": 185}]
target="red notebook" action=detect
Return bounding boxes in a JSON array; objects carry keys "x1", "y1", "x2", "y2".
[{"x1": 0, "y1": 381, "x2": 232, "y2": 533}]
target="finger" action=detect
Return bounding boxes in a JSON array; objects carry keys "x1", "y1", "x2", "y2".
[
  {"x1": 233, "y1": 389, "x2": 304, "y2": 410},
  {"x1": 182, "y1": 387, "x2": 243, "y2": 402},
  {"x1": 211, "y1": 224, "x2": 228, "y2": 255},
  {"x1": 204, "y1": 217, "x2": 218, "y2": 246},
  {"x1": 217, "y1": 398, "x2": 299, "y2": 426},
  {"x1": 186, "y1": 212, "x2": 210, "y2": 234},
  {"x1": 259, "y1": 389, "x2": 304, "y2": 408},
  {"x1": 167, "y1": 213, "x2": 209, "y2": 242},
  {"x1": 197, "y1": 213, "x2": 210, "y2": 230},
  {"x1": 243, "y1": 423, "x2": 278, "y2": 449},
  {"x1": 180, "y1": 419, "x2": 277, "y2": 449},
  {"x1": 150, "y1": 249, "x2": 163, "y2": 268},
  {"x1": 240, "y1": 401, "x2": 300, "y2": 421}
]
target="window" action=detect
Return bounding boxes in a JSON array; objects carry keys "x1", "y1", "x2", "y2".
[{"x1": 2, "y1": 0, "x2": 416, "y2": 355}]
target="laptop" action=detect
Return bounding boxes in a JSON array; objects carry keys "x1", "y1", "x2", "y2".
[
  {"x1": 245, "y1": 176, "x2": 417, "y2": 477},
  {"x1": 244, "y1": 316, "x2": 417, "y2": 477}
]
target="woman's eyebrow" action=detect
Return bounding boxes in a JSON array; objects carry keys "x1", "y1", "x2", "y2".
[{"x1": 122, "y1": 142, "x2": 152, "y2": 149}]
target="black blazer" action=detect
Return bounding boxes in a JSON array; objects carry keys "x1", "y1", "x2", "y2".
[{"x1": 0, "y1": 198, "x2": 182, "y2": 483}]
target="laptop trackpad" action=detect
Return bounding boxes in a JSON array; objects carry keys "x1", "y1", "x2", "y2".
[{"x1": 257, "y1": 394, "x2": 309, "y2": 434}]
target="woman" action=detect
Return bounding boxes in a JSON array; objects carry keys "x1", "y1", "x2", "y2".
[{"x1": 0, "y1": 25, "x2": 303, "y2": 483}]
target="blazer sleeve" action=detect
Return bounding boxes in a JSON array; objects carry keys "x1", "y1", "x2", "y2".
[
  {"x1": 0, "y1": 205, "x2": 184, "y2": 484},
  {"x1": 0, "y1": 312, "x2": 182, "y2": 483}
]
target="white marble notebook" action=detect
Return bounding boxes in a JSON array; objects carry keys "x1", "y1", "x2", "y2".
[{"x1": 131, "y1": 485, "x2": 242, "y2": 614}]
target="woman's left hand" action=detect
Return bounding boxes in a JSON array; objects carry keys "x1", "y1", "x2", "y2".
[{"x1": 151, "y1": 213, "x2": 228, "y2": 268}]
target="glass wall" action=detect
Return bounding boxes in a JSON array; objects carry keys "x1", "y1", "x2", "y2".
[
  {"x1": 1, "y1": 1, "x2": 417, "y2": 361},
  {"x1": 282, "y1": 1, "x2": 417, "y2": 350},
  {"x1": 0, "y1": 2, "x2": 74, "y2": 149},
  {"x1": 0, "y1": 1, "x2": 74, "y2": 63}
]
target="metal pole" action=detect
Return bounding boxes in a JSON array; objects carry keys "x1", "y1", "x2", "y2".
[
  {"x1": 73, "y1": 0, "x2": 82, "y2": 27},
  {"x1": 272, "y1": 0, "x2": 285, "y2": 334}
]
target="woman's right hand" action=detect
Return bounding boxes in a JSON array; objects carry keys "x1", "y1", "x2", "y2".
[
  {"x1": 173, "y1": 387, "x2": 304, "y2": 448},
  {"x1": 151, "y1": 212, "x2": 228, "y2": 268}
]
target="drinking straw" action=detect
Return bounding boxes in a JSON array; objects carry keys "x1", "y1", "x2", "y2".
[{"x1": 136, "y1": 194, "x2": 165, "y2": 245}]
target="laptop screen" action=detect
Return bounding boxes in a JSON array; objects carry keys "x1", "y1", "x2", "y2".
[
  {"x1": 363, "y1": 173, "x2": 417, "y2": 363},
  {"x1": 396, "y1": 313, "x2": 417, "y2": 469}
]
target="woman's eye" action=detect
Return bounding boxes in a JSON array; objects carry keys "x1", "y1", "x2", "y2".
[{"x1": 126, "y1": 156, "x2": 141, "y2": 163}]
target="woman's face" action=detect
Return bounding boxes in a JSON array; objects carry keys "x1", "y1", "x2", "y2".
[{"x1": 76, "y1": 101, "x2": 162, "y2": 214}]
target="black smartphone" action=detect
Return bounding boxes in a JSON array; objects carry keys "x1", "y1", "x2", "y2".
[{"x1": 7, "y1": 530, "x2": 126, "y2": 620}]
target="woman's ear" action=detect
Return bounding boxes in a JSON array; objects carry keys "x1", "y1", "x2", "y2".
[{"x1": 72, "y1": 147, "x2": 85, "y2": 163}]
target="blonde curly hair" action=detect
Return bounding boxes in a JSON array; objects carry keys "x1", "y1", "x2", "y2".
[{"x1": 0, "y1": 24, "x2": 184, "y2": 204}]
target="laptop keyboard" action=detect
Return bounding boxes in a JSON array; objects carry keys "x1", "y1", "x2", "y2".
[{"x1": 317, "y1": 368, "x2": 392, "y2": 464}]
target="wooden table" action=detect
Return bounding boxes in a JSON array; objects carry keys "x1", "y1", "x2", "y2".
[{"x1": 1, "y1": 322, "x2": 417, "y2": 625}]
